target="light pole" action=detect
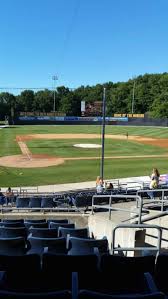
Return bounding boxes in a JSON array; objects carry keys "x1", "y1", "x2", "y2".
[
  {"x1": 52, "y1": 75, "x2": 58, "y2": 113},
  {"x1": 100, "y1": 87, "x2": 106, "y2": 181},
  {"x1": 132, "y1": 77, "x2": 136, "y2": 114}
]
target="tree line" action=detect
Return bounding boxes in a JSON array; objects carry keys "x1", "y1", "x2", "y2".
[{"x1": 1, "y1": 72, "x2": 168, "y2": 120}]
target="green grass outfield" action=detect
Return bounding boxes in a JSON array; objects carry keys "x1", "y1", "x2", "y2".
[{"x1": 1, "y1": 125, "x2": 168, "y2": 187}]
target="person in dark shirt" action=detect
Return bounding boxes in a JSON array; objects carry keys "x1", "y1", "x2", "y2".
[
  {"x1": 0, "y1": 188, "x2": 4, "y2": 197},
  {"x1": 106, "y1": 182, "x2": 114, "y2": 190},
  {"x1": 5, "y1": 187, "x2": 14, "y2": 205},
  {"x1": 0, "y1": 188, "x2": 5, "y2": 205}
]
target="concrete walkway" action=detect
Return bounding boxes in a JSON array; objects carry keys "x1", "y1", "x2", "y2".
[
  {"x1": 1, "y1": 175, "x2": 151, "y2": 193},
  {"x1": 36, "y1": 175, "x2": 151, "y2": 192}
]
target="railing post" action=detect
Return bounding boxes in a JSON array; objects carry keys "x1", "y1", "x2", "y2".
[
  {"x1": 112, "y1": 224, "x2": 162, "y2": 256},
  {"x1": 91, "y1": 195, "x2": 94, "y2": 215},
  {"x1": 157, "y1": 226, "x2": 162, "y2": 254},
  {"x1": 161, "y1": 190, "x2": 164, "y2": 212},
  {"x1": 138, "y1": 196, "x2": 142, "y2": 224},
  {"x1": 109, "y1": 195, "x2": 112, "y2": 220}
]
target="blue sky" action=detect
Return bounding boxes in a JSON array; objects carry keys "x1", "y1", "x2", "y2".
[{"x1": 0, "y1": 0, "x2": 168, "y2": 93}]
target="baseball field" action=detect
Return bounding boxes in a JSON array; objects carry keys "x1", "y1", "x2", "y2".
[{"x1": 1, "y1": 124, "x2": 168, "y2": 187}]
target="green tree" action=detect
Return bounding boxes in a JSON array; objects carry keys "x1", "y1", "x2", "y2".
[
  {"x1": 34, "y1": 90, "x2": 53, "y2": 112},
  {"x1": 0, "y1": 92, "x2": 16, "y2": 117},
  {"x1": 59, "y1": 93, "x2": 80, "y2": 115},
  {"x1": 150, "y1": 92, "x2": 168, "y2": 118},
  {"x1": 17, "y1": 90, "x2": 35, "y2": 112}
]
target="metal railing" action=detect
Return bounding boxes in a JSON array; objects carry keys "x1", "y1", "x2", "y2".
[
  {"x1": 136, "y1": 188, "x2": 168, "y2": 214},
  {"x1": 19, "y1": 187, "x2": 39, "y2": 195},
  {"x1": 104, "y1": 179, "x2": 145, "y2": 191},
  {"x1": 91, "y1": 194, "x2": 144, "y2": 223},
  {"x1": 111, "y1": 223, "x2": 162, "y2": 255}
]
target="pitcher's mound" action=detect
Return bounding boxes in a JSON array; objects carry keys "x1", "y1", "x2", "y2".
[
  {"x1": 0, "y1": 154, "x2": 65, "y2": 168},
  {"x1": 74, "y1": 143, "x2": 101, "y2": 148}
]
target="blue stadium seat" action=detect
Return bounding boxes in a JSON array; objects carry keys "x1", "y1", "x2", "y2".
[
  {"x1": 27, "y1": 236, "x2": 67, "y2": 255},
  {"x1": 0, "y1": 237, "x2": 27, "y2": 255},
  {"x1": 28, "y1": 227, "x2": 58, "y2": 238},
  {"x1": 16, "y1": 197, "x2": 30, "y2": 209}
]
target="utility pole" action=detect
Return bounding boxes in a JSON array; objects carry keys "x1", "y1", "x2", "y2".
[
  {"x1": 52, "y1": 75, "x2": 58, "y2": 113},
  {"x1": 100, "y1": 87, "x2": 106, "y2": 181}
]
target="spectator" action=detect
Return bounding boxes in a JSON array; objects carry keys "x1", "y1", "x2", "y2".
[
  {"x1": 96, "y1": 176, "x2": 103, "y2": 186},
  {"x1": 0, "y1": 188, "x2": 4, "y2": 197},
  {"x1": 106, "y1": 182, "x2": 114, "y2": 190},
  {"x1": 147, "y1": 168, "x2": 160, "y2": 199},
  {"x1": 0, "y1": 188, "x2": 5, "y2": 205},
  {"x1": 5, "y1": 187, "x2": 14, "y2": 206},
  {"x1": 96, "y1": 176, "x2": 104, "y2": 194},
  {"x1": 149, "y1": 168, "x2": 160, "y2": 189}
]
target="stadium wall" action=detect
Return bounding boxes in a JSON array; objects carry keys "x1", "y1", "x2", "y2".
[
  {"x1": 10, "y1": 116, "x2": 128, "y2": 125},
  {"x1": 10, "y1": 116, "x2": 168, "y2": 126}
]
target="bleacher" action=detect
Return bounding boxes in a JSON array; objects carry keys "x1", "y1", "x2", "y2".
[
  {"x1": 0, "y1": 181, "x2": 168, "y2": 297},
  {"x1": 0, "y1": 218, "x2": 167, "y2": 298},
  {"x1": 0, "y1": 183, "x2": 141, "y2": 214}
]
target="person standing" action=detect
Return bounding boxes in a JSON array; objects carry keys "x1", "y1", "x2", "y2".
[
  {"x1": 147, "y1": 168, "x2": 160, "y2": 199},
  {"x1": 149, "y1": 168, "x2": 160, "y2": 189}
]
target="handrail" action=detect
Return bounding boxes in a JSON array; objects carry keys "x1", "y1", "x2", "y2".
[
  {"x1": 111, "y1": 223, "x2": 162, "y2": 255},
  {"x1": 20, "y1": 187, "x2": 39, "y2": 194},
  {"x1": 137, "y1": 188, "x2": 168, "y2": 214},
  {"x1": 0, "y1": 206, "x2": 74, "y2": 214},
  {"x1": 92, "y1": 194, "x2": 143, "y2": 223}
]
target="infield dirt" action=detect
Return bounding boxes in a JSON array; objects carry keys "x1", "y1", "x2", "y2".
[{"x1": 0, "y1": 134, "x2": 168, "y2": 168}]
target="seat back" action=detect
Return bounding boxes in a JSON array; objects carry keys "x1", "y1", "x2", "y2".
[
  {"x1": 41, "y1": 197, "x2": 55, "y2": 209},
  {"x1": 0, "y1": 222, "x2": 25, "y2": 227},
  {"x1": 0, "y1": 237, "x2": 27, "y2": 255},
  {"x1": 47, "y1": 219, "x2": 69, "y2": 225},
  {"x1": 73, "y1": 195, "x2": 88, "y2": 208},
  {"x1": 25, "y1": 219, "x2": 46, "y2": 223},
  {"x1": 29, "y1": 227, "x2": 58, "y2": 238},
  {"x1": 155, "y1": 254, "x2": 168, "y2": 294},
  {"x1": 25, "y1": 222, "x2": 48, "y2": 229},
  {"x1": 68, "y1": 237, "x2": 109, "y2": 255},
  {"x1": 0, "y1": 254, "x2": 41, "y2": 291},
  {"x1": 49, "y1": 222, "x2": 75, "y2": 229},
  {"x1": 99, "y1": 254, "x2": 156, "y2": 294},
  {"x1": 0, "y1": 227, "x2": 27, "y2": 239},
  {"x1": 58, "y1": 227, "x2": 89, "y2": 238},
  {"x1": 42, "y1": 253, "x2": 99, "y2": 289},
  {"x1": 29, "y1": 197, "x2": 42, "y2": 209},
  {"x1": 1, "y1": 219, "x2": 24, "y2": 224},
  {"x1": 16, "y1": 197, "x2": 30, "y2": 208},
  {"x1": 27, "y1": 236, "x2": 67, "y2": 254}
]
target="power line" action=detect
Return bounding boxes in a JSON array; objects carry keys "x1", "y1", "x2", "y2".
[
  {"x1": 0, "y1": 87, "x2": 75, "y2": 91},
  {"x1": 0, "y1": 87, "x2": 52, "y2": 90}
]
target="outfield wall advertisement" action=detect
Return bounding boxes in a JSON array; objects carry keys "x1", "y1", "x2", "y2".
[{"x1": 17, "y1": 116, "x2": 128, "y2": 123}]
